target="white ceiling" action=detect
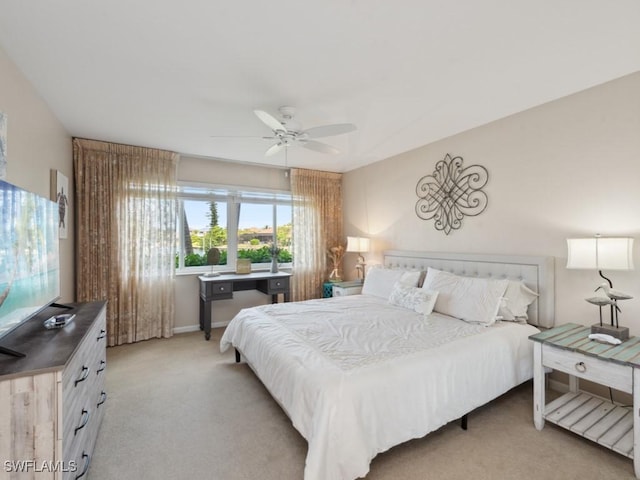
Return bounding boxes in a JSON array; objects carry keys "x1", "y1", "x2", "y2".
[{"x1": 0, "y1": 1, "x2": 638, "y2": 173}]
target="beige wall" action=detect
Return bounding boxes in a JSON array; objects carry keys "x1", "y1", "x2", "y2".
[
  {"x1": 175, "y1": 155, "x2": 290, "y2": 332},
  {"x1": 343, "y1": 72, "x2": 640, "y2": 334},
  {"x1": 0, "y1": 46, "x2": 74, "y2": 302}
]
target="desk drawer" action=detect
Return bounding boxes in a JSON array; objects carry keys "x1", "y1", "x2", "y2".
[
  {"x1": 201, "y1": 281, "x2": 233, "y2": 300},
  {"x1": 542, "y1": 344, "x2": 632, "y2": 394},
  {"x1": 268, "y1": 277, "x2": 289, "y2": 293}
]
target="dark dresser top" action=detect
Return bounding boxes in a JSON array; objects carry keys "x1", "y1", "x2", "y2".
[{"x1": 0, "y1": 301, "x2": 107, "y2": 379}]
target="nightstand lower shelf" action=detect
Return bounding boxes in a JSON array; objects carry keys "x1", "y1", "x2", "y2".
[{"x1": 545, "y1": 392, "x2": 633, "y2": 458}]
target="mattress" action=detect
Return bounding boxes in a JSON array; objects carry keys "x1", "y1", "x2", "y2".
[{"x1": 220, "y1": 294, "x2": 539, "y2": 480}]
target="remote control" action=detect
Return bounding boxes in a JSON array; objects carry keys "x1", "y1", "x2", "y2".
[
  {"x1": 43, "y1": 314, "x2": 76, "y2": 329},
  {"x1": 588, "y1": 333, "x2": 621, "y2": 345}
]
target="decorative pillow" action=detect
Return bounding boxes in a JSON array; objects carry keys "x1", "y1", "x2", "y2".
[
  {"x1": 388, "y1": 283, "x2": 439, "y2": 314},
  {"x1": 499, "y1": 280, "x2": 539, "y2": 321},
  {"x1": 362, "y1": 268, "x2": 421, "y2": 300},
  {"x1": 415, "y1": 290, "x2": 439, "y2": 315},
  {"x1": 421, "y1": 268, "x2": 508, "y2": 326}
]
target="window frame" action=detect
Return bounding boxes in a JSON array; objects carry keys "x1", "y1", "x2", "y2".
[{"x1": 175, "y1": 181, "x2": 292, "y2": 275}]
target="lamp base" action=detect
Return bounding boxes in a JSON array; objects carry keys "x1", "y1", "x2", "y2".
[{"x1": 590, "y1": 324, "x2": 629, "y2": 341}]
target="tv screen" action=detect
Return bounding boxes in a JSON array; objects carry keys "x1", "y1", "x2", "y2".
[{"x1": 0, "y1": 180, "x2": 60, "y2": 355}]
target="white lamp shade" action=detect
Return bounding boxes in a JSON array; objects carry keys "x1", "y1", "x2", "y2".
[
  {"x1": 566, "y1": 237, "x2": 634, "y2": 270},
  {"x1": 346, "y1": 236, "x2": 370, "y2": 253}
]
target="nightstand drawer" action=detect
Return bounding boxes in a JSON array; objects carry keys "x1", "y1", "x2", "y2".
[
  {"x1": 333, "y1": 285, "x2": 362, "y2": 297},
  {"x1": 542, "y1": 344, "x2": 632, "y2": 394}
]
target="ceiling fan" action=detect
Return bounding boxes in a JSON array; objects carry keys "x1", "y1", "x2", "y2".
[{"x1": 244, "y1": 106, "x2": 356, "y2": 157}]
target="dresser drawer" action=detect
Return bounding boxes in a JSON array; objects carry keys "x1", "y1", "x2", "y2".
[
  {"x1": 542, "y1": 344, "x2": 632, "y2": 394},
  {"x1": 64, "y1": 389, "x2": 106, "y2": 470},
  {"x1": 62, "y1": 317, "x2": 106, "y2": 393},
  {"x1": 66, "y1": 445, "x2": 91, "y2": 480}
]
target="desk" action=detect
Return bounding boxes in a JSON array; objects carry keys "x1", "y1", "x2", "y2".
[{"x1": 198, "y1": 271, "x2": 291, "y2": 340}]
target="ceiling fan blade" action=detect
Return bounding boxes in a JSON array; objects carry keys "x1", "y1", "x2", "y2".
[
  {"x1": 254, "y1": 110, "x2": 287, "y2": 132},
  {"x1": 210, "y1": 135, "x2": 274, "y2": 139},
  {"x1": 301, "y1": 140, "x2": 340, "y2": 155},
  {"x1": 265, "y1": 143, "x2": 285, "y2": 157},
  {"x1": 303, "y1": 123, "x2": 356, "y2": 139}
]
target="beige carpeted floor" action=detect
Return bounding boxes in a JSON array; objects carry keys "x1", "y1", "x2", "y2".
[{"x1": 89, "y1": 329, "x2": 635, "y2": 480}]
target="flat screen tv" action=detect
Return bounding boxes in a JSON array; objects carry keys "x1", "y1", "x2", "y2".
[{"x1": 0, "y1": 179, "x2": 60, "y2": 357}]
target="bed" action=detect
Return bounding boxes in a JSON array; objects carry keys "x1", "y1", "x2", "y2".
[{"x1": 220, "y1": 251, "x2": 555, "y2": 480}]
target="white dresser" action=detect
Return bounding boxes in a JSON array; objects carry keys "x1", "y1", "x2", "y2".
[{"x1": 0, "y1": 301, "x2": 107, "y2": 479}]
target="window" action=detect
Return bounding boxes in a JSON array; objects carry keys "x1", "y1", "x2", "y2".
[{"x1": 175, "y1": 183, "x2": 292, "y2": 273}]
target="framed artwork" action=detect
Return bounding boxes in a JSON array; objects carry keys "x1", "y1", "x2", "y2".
[
  {"x1": 0, "y1": 112, "x2": 7, "y2": 180},
  {"x1": 50, "y1": 169, "x2": 70, "y2": 239}
]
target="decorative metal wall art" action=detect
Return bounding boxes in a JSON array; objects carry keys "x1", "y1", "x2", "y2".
[{"x1": 415, "y1": 154, "x2": 489, "y2": 235}]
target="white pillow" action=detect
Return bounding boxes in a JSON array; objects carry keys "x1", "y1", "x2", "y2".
[
  {"x1": 388, "y1": 283, "x2": 439, "y2": 314},
  {"x1": 421, "y1": 268, "x2": 508, "y2": 326},
  {"x1": 362, "y1": 268, "x2": 421, "y2": 300},
  {"x1": 499, "y1": 280, "x2": 539, "y2": 320}
]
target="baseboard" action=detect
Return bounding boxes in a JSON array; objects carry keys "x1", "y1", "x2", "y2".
[
  {"x1": 549, "y1": 378, "x2": 569, "y2": 393},
  {"x1": 173, "y1": 321, "x2": 229, "y2": 335}
]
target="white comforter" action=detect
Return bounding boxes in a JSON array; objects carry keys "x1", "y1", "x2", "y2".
[{"x1": 220, "y1": 294, "x2": 538, "y2": 480}]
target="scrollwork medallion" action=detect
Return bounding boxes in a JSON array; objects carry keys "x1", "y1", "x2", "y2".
[{"x1": 415, "y1": 154, "x2": 488, "y2": 235}]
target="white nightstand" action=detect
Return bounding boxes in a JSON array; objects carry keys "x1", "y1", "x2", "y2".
[
  {"x1": 530, "y1": 323, "x2": 640, "y2": 478},
  {"x1": 332, "y1": 281, "x2": 363, "y2": 297}
]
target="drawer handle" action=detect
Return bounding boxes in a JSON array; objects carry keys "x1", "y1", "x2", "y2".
[
  {"x1": 74, "y1": 409, "x2": 90, "y2": 435},
  {"x1": 220, "y1": 287, "x2": 225, "y2": 291},
  {"x1": 75, "y1": 366, "x2": 90, "y2": 386},
  {"x1": 276, "y1": 282, "x2": 281, "y2": 286},
  {"x1": 97, "y1": 390, "x2": 107, "y2": 408},
  {"x1": 75, "y1": 452, "x2": 91, "y2": 479},
  {"x1": 97, "y1": 360, "x2": 106, "y2": 374},
  {"x1": 97, "y1": 329, "x2": 106, "y2": 341},
  {"x1": 575, "y1": 361, "x2": 587, "y2": 373}
]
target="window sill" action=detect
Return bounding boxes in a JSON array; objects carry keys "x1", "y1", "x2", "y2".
[{"x1": 176, "y1": 266, "x2": 292, "y2": 277}]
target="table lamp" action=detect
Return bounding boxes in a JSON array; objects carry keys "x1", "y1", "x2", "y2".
[
  {"x1": 566, "y1": 236, "x2": 634, "y2": 340},
  {"x1": 346, "y1": 236, "x2": 370, "y2": 282}
]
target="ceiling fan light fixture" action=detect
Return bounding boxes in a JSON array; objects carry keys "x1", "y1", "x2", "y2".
[{"x1": 253, "y1": 106, "x2": 357, "y2": 157}]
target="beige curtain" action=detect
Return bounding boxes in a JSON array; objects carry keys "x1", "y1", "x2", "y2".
[
  {"x1": 73, "y1": 138, "x2": 178, "y2": 346},
  {"x1": 290, "y1": 168, "x2": 343, "y2": 301}
]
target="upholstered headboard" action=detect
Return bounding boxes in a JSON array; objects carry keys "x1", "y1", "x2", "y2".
[{"x1": 383, "y1": 250, "x2": 555, "y2": 328}]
